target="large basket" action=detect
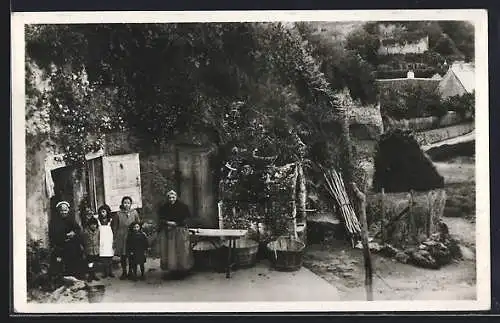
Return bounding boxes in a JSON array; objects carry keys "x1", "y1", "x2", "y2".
[
  {"x1": 223, "y1": 238, "x2": 259, "y2": 268},
  {"x1": 267, "y1": 237, "x2": 305, "y2": 272},
  {"x1": 192, "y1": 240, "x2": 224, "y2": 271}
]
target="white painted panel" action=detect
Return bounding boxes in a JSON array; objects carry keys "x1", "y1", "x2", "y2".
[{"x1": 102, "y1": 153, "x2": 142, "y2": 212}]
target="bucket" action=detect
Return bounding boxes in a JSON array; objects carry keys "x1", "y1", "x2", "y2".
[
  {"x1": 87, "y1": 284, "x2": 105, "y2": 303},
  {"x1": 223, "y1": 238, "x2": 259, "y2": 268},
  {"x1": 192, "y1": 240, "x2": 224, "y2": 271},
  {"x1": 267, "y1": 237, "x2": 305, "y2": 271}
]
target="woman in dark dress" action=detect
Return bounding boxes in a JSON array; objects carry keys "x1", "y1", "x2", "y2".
[
  {"x1": 48, "y1": 201, "x2": 84, "y2": 278},
  {"x1": 157, "y1": 190, "x2": 194, "y2": 279}
]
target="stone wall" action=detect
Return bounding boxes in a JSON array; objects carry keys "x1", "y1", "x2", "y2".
[
  {"x1": 347, "y1": 103, "x2": 384, "y2": 191},
  {"x1": 378, "y1": 36, "x2": 429, "y2": 55},
  {"x1": 414, "y1": 122, "x2": 474, "y2": 146},
  {"x1": 384, "y1": 111, "x2": 465, "y2": 132}
]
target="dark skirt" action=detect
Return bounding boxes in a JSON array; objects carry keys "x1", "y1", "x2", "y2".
[
  {"x1": 159, "y1": 227, "x2": 194, "y2": 273},
  {"x1": 61, "y1": 239, "x2": 85, "y2": 277},
  {"x1": 129, "y1": 253, "x2": 146, "y2": 265}
]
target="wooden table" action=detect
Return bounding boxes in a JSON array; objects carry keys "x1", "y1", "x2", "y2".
[{"x1": 188, "y1": 228, "x2": 247, "y2": 278}]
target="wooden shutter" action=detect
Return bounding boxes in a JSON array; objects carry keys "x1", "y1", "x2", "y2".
[{"x1": 102, "y1": 153, "x2": 142, "y2": 212}]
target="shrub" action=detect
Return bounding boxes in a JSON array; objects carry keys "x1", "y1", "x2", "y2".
[
  {"x1": 380, "y1": 82, "x2": 445, "y2": 119},
  {"x1": 27, "y1": 239, "x2": 53, "y2": 291},
  {"x1": 442, "y1": 92, "x2": 475, "y2": 120},
  {"x1": 372, "y1": 129, "x2": 445, "y2": 193}
]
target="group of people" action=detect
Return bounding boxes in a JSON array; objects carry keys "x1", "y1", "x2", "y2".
[{"x1": 49, "y1": 190, "x2": 194, "y2": 283}]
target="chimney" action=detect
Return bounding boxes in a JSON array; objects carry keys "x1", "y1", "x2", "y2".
[{"x1": 407, "y1": 71, "x2": 415, "y2": 79}]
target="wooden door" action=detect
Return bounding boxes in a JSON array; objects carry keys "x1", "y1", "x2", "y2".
[
  {"x1": 102, "y1": 153, "x2": 142, "y2": 212},
  {"x1": 177, "y1": 147, "x2": 216, "y2": 227}
]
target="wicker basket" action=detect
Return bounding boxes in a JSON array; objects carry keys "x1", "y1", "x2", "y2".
[
  {"x1": 192, "y1": 240, "x2": 224, "y2": 271},
  {"x1": 267, "y1": 237, "x2": 305, "y2": 272},
  {"x1": 223, "y1": 238, "x2": 259, "y2": 268}
]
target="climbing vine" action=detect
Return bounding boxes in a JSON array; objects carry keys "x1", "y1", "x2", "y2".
[{"x1": 26, "y1": 60, "x2": 125, "y2": 167}]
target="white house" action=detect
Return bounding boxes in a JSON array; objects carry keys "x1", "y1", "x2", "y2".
[{"x1": 438, "y1": 61, "x2": 475, "y2": 98}]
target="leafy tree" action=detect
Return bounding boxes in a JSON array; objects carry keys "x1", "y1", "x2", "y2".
[
  {"x1": 405, "y1": 83, "x2": 447, "y2": 118},
  {"x1": 26, "y1": 22, "x2": 355, "y2": 181},
  {"x1": 433, "y1": 33, "x2": 462, "y2": 57},
  {"x1": 296, "y1": 22, "x2": 378, "y2": 104},
  {"x1": 379, "y1": 82, "x2": 446, "y2": 119},
  {"x1": 345, "y1": 27, "x2": 380, "y2": 66},
  {"x1": 442, "y1": 92, "x2": 475, "y2": 119},
  {"x1": 439, "y1": 21, "x2": 474, "y2": 61},
  {"x1": 422, "y1": 22, "x2": 444, "y2": 48}
]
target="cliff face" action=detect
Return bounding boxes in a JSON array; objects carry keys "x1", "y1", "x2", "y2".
[
  {"x1": 25, "y1": 61, "x2": 53, "y2": 247},
  {"x1": 26, "y1": 144, "x2": 51, "y2": 247}
]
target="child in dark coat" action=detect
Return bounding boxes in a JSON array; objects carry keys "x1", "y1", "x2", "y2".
[
  {"x1": 82, "y1": 217, "x2": 100, "y2": 282},
  {"x1": 126, "y1": 222, "x2": 148, "y2": 281}
]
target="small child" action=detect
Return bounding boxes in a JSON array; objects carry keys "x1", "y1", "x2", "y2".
[
  {"x1": 82, "y1": 206, "x2": 98, "y2": 230},
  {"x1": 98, "y1": 204, "x2": 115, "y2": 278},
  {"x1": 126, "y1": 222, "x2": 148, "y2": 281},
  {"x1": 82, "y1": 217, "x2": 100, "y2": 282}
]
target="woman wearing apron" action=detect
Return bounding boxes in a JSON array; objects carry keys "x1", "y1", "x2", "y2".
[
  {"x1": 112, "y1": 196, "x2": 141, "y2": 280},
  {"x1": 158, "y1": 190, "x2": 194, "y2": 279}
]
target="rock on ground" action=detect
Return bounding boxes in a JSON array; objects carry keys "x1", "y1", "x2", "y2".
[{"x1": 459, "y1": 245, "x2": 475, "y2": 261}]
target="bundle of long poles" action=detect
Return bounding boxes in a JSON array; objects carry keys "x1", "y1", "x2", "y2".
[{"x1": 323, "y1": 169, "x2": 362, "y2": 237}]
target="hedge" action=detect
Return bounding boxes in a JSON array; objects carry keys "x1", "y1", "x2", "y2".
[
  {"x1": 376, "y1": 68, "x2": 446, "y2": 79},
  {"x1": 372, "y1": 130, "x2": 444, "y2": 193}
]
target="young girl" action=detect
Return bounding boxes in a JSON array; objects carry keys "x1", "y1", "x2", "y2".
[
  {"x1": 82, "y1": 217, "x2": 100, "y2": 282},
  {"x1": 126, "y1": 222, "x2": 148, "y2": 281},
  {"x1": 113, "y1": 196, "x2": 141, "y2": 280},
  {"x1": 98, "y1": 204, "x2": 114, "y2": 278}
]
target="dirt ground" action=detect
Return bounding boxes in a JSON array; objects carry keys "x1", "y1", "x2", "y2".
[{"x1": 303, "y1": 154, "x2": 476, "y2": 301}]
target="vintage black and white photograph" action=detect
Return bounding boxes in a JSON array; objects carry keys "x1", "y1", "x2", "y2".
[{"x1": 12, "y1": 10, "x2": 490, "y2": 312}]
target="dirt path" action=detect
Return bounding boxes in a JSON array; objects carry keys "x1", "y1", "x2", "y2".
[
  {"x1": 422, "y1": 131, "x2": 474, "y2": 151},
  {"x1": 98, "y1": 259, "x2": 341, "y2": 302},
  {"x1": 303, "y1": 156, "x2": 477, "y2": 301},
  {"x1": 303, "y1": 215, "x2": 476, "y2": 301}
]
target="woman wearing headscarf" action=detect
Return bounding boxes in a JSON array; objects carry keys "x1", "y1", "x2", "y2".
[
  {"x1": 157, "y1": 190, "x2": 194, "y2": 279},
  {"x1": 48, "y1": 201, "x2": 84, "y2": 278},
  {"x1": 112, "y1": 196, "x2": 141, "y2": 280}
]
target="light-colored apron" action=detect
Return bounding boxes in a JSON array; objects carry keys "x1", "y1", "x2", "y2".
[{"x1": 159, "y1": 226, "x2": 194, "y2": 272}]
